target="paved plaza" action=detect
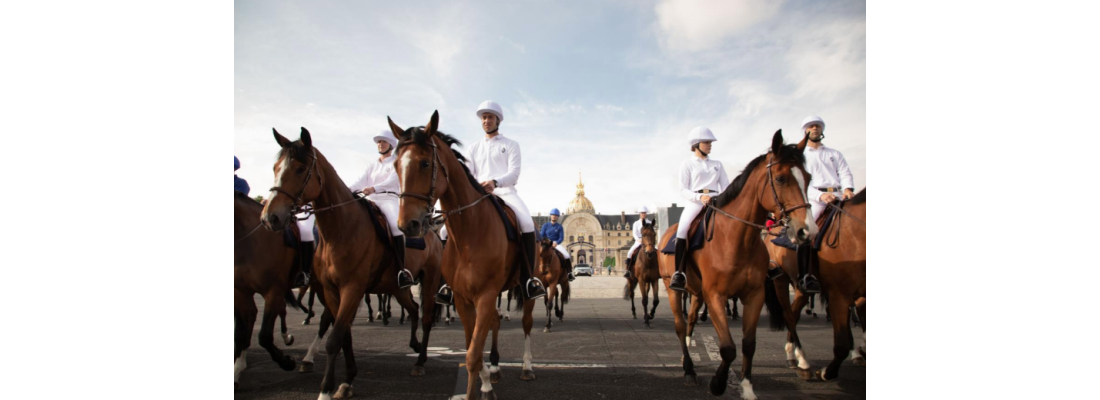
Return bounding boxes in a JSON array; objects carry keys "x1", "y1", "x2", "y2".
[{"x1": 235, "y1": 276, "x2": 866, "y2": 399}]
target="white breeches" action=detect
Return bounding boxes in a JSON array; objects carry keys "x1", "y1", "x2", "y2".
[
  {"x1": 494, "y1": 188, "x2": 534, "y2": 233},
  {"x1": 370, "y1": 195, "x2": 402, "y2": 237},
  {"x1": 554, "y1": 243, "x2": 571, "y2": 259},
  {"x1": 810, "y1": 198, "x2": 827, "y2": 221},
  {"x1": 628, "y1": 240, "x2": 642, "y2": 258},
  {"x1": 676, "y1": 201, "x2": 705, "y2": 239}
]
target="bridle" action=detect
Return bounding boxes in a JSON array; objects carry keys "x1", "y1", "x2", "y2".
[
  {"x1": 269, "y1": 147, "x2": 323, "y2": 215},
  {"x1": 397, "y1": 135, "x2": 492, "y2": 225},
  {"x1": 707, "y1": 153, "x2": 811, "y2": 236}
]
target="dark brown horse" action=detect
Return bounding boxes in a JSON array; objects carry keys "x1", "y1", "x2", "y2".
[
  {"x1": 813, "y1": 189, "x2": 867, "y2": 381},
  {"x1": 261, "y1": 128, "x2": 395, "y2": 400},
  {"x1": 390, "y1": 112, "x2": 538, "y2": 398},
  {"x1": 298, "y1": 229, "x2": 444, "y2": 377},
  {"x1": 658, "y1": 130, "x2": 817, "y2": 399},
  {"x1": 234, "y1": 191, "x2": 301, "y2": 389},
  {"x1": 624, "y1": 220, "x2": 660, "y2": 328},
  {"x1": 536, "y1": 238, "x2": 570, "y2": 332}
]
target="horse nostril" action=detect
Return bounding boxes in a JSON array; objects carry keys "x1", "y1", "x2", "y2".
[
  {"x1": 797, "y1": 228, "x2": 809, "y2": 242},
  {"x1": 268, "y1": 214, "x2": 280, "y2": 227}
]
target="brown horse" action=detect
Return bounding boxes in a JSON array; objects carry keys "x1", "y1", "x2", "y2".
[
  {"x1": 298, "y1": 230, "x2": 444, "y2": 377},
  {"x1": 536, "y1": 238, "x2": 571, "y2": 332},
  {"x1": 234, "y1": 191, "x2": 301, "y2": 389},
  {"x1": 760, "y1": 226, "x2": 816, "y2": 377},
  {"x1": 658, "y1": 130, "x2": 817, "y2": 399},
  {"x1": 624, "y1": 220, "x2": 660, "y2": 328},
  {"x1": 261, "y1": 128, "x2": 396, "y2": 400},
  {"x1": 390, "y1": 111, "x2": 538, "y2": 399},
  {"x1": 813, "y1": 189, "x2": 867, "y2": 381}
]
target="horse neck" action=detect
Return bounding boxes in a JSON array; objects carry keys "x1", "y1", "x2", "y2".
[
  {"x1": 311, "y1": 152, "x2": 373, "y2": 244},
  {"x1": 436, "y1": 138, "x2": 496, "y2": 241},
  {"x1": 716, "y1": 169, "x2": 772, "y2": 248}
]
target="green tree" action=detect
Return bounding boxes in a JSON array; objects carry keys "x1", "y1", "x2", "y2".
[{"x1": 253, "y1": 195, "x2": 264, "y2": 203}]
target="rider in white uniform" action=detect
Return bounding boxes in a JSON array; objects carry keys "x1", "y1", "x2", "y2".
[
  {"x1": 293, "y1": 210, "x2": 316, "y2": 287},
  {"x1": 623, "y1": 206, "x2": 651, "y2": 280},
  {"x1": 436, "y1": 101, "x2": 547, "y2": 301},
  {"x1": 348, "y1": 129, "x2": 416, "y2": 289},
  {"x1": 799, "y1": 115, "x2": 854, "y2": 293},
  {"x1": 670, "y1": 126, "x2": 730, "y2": 292}
]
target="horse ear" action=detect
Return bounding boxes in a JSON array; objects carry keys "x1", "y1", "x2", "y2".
[
  {"x1": 300, "y1": 127, "x2": 312, "y2": 149},
  {"x1": 425, "y1": 110, "x2": 440, "y2": 136},
  {"x1": 387, "y1": 117, "x2": 405, "y2": 139},
  {"x1": 796, "y1": 130, "x2": 808, "y2": 151},
  {"x1": 273, "y1": 128, "x2": 292, "y2": 148},
  {"x1": 771, "y1": 129, "x2": 784, "y2": 154}
]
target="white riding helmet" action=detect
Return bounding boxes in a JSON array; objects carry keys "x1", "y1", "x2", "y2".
[
  {"x1": 637, "y1": 205, "x2": 649, "y2": 213},
  {"x1": 688, "y1": 126, "x2": 717, "y2": 146},
  {"x1": 373, "y1": 129, "x2": 398, "y2": 148},
  {"x1": 801, "y1": 116, "x2": 825, "y2": 132},
  {"x1": 476, "y1": 100, "x2": 504, "y2": 122}
]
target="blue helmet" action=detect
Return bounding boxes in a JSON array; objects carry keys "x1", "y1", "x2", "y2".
[
  {"x1": 234, "y1": 156, "x2": 240, "y2": 171},
  {"x1": 549, "y1": 208, "x2": 560, "y2": 216}
]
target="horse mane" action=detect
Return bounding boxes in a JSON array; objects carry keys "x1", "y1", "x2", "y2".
[
  {"x1": 849, "y1": 188, "x2": 866, "y2": 205},
  {"x1": 395, "y1": 127, "x2": 488, "y2": 196},
  {"x1": 712, "y1": 144, "x2": 806, "y2": 208}
]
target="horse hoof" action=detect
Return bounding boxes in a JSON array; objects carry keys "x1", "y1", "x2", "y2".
[
  {"x1": 383, "y1": 319, "x2": 390, "y2": 326},
  {"x1": 490, "y1": 371, "x2": 502, "y2": 383},
  {"x1": 787, "y1": 360, "x2": 800, "y2": 369},
  {"x1": 558, "y1": 317, "x2": 563, "y2": 322},
  {"x1": 298, "y1": 361, "x2": 313, "y2": 373},
  {"x1": 278, "y1": 356, "x2": 296, "y2": 371},
  {"x1": 410, "y1": 366, "x2": 426, "y2": 377},
  {"x1": 334, "y1": 383, "x2": 353, "y2": 398},
  {"x1": 543, "y1": 327, "x2": 550, "y2": 333},
  {"x1": 684, "y1": 374, "x2": 698, "y2": 386},
  {"x1": 852, "y1": 357, "x2": 865, "y2": 366},
  {"x1": 283, "y1": 334, "x2": 294, "y2": 346},
  {"x1": 796, "y1": 368, "x2": 815, "y2": 380},
  {"x1": 504, "y1": 316, "x2": 510, "y2": 321},
  {"x1": 445, "y1": 320, "x2": 451, "y2": 326},
  {"x1": 814, "y1": 369, "x2": 832, "y2": 382},
  {"x1": 520, "y1": 369, "x2": 536, "y2": 381},
  {"x1": 477, "y1": 389, "x2": 498, "y2": 400},
  {"x1": 302, "y1": 319, "x2": 311, "y2": 325}
]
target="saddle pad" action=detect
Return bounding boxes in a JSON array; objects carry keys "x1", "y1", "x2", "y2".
[
  {"x1": 357, "y1": 196, "x2": 397, "y2": 251},
  {"x1": 405, "y1": 236, "x2": 426, "y2": 250},
  {"x1": 661, "y1": 208, "x2": 711, "y2": 254},
  {"x1": 813, "y1": 201, "x2": 843, "y2": 250},
  {"x1": 489, "y1": 195, "x2": 520, "y2": 242}
]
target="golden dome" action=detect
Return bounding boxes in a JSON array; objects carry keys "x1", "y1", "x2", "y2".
[{"x1": 567, "y1": 172, "x2": 595, "y2": 214}]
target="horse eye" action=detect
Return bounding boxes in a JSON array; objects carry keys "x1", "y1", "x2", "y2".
[
  {"x1": 295, "y1": 167, "x2": 306, "y2": 174},
  {"x1": 776, "y1": 176, "x2": 787, "y2": 185},
  {"x1": 419, "y1": 161, "x2": 430, "y2": 169}
]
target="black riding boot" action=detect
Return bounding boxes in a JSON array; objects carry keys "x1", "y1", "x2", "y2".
[
  {"x1": 520, "y1": 232, "x2": 547, "y2": 299},
  {"x1": 623, "y1": 257, "x2": 633, "y2": 279},
  {"x1": 669, "y1": 238, "x2": 688, "y2": 292},
  {"x1": 766, "y1": 265, "x2": 785, "y2": 280},
  {"x1": 394, "y1": 237, "x2": 416, "y2": 289},
  {"x1": 797, "y1": 244, "x2": 822, "y2": 294},
  {"x1": 563, "y1": 257, "x2": 575, "y2": 282},
  {"x1": 294, "y1": 241, "x2": 314, "y2": 287}
]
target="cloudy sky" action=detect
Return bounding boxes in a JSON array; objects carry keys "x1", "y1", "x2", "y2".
[{"x1": 235, "y1": 0, "x2": 866, "y2": 216}]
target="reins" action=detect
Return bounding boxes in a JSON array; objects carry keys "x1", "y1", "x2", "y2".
[{"x1": 705, "y1": 153, "x2": 811, "y2": 240}]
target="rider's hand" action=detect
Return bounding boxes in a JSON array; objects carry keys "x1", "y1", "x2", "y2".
[
  {"x1": 820, "y1": 193, "x2": 837, "y2": 203},
  {"x1": 842, "y1": 189, "x2": 854, "y2": 200},
  {"x1": 480, "y1": 180, "x2": 496, "y2": 193},
  {"x1": 700, "y1": 194, "x2": 712, "y2": 204},
  {"x1": 362, "y1": 187, "x2": 376, "y2": 196}
]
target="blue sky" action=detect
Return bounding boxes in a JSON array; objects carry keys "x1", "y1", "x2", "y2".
[{"x1": 235, "y1": 0, "x2": 866, "y2": 216}]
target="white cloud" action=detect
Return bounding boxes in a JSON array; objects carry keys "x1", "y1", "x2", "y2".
[
  {"x1": 787, "y1": 20, "x2": 866, "y2": 101},
  {"x1": 654, "y1": 0, "x2": 783, "y2": 53}
]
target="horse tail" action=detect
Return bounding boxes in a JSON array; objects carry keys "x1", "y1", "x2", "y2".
[
  {"x1": 561, "y1": 281, "x2": 570, "y2": 304},
  {"x1": 763, "y1": 278, "x2": 786, "y2": 332},
  {"x1": 622, "y1": 279, "x2": 637, "y2": 300},
  {"x1": 514, "y1": 287, "x2": 524, "y2": 310},
  {"x1": 285, "y1": 289, "x2": 306, "y2": 313}
]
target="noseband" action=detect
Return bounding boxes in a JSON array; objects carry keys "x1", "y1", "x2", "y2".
[
  {"x1": 268, "y1": 148, "x2": 323, "y2": 215},
  {"x1": 398, "y1": 135, "x2": 492, "y2": 222}
]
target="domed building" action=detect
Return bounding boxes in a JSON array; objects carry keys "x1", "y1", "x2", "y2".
[{"x1": 533, "y1": 173, "x2": 680, "y2": 273}]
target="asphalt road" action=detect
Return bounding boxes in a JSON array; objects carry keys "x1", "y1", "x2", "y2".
[{"x1": 235, "y1": 276, "x2": 865, "y2": 399}]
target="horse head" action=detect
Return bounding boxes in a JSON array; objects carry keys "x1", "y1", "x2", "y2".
[
  {"x1": 760, "y1": 129, "x2": 817, "y2": 244},
  {"x1": 641, "y1": 220, "x2": 657, "y2": 259},
  {"x1": 390, "y1": 111, "x2": 451, "y2": 237},
  {"x1": 262, "y1": 127, "x2": 325, "y2": 231}
]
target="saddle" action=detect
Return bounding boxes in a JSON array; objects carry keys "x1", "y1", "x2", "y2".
[
  {"x1": 812, "y1": 200, "x2": 843, "y2": 250},
  {"x1": 354, "y1": 196, "x2": 426, "y2": 250},
  {"x1": 661, "y1": 207, "x2": 714, "y2": 254}
]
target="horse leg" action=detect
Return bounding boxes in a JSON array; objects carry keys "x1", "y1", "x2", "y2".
[
  {"x1": 364, "y1": 293, "x2": 374, "y2": 323},
  {"x1": 555, "y1": 291, "x2": 563, "y2": 321},
  {"x1": 279, "y1": 308, "x2": 294, "y2": 346},
  {"x1": 685, "y1": 292, "x2": 704, "y2": 349},
  {"x1": 414, "y1": 274, "x2": 438, "y2": 376},
  {"x1": 851, "y1": 297, "x2": 866, "y2": 366},
  {"x1": 466, "y1": 295, "x2": 496, "y2": 399},
  {"x1": 771, "y1": 277, "x2": 811, "y2": 378},
  {"x1": 234, "y1": 291, "x2": 256, "y2": 389},
  {"x1": 666, "y1": 286, "x2": 696, "y2": 385},
  {"x1": 454, "y1": 297, "x2": 476, "y2": 351},
  {"x1": 736, "y1": 289, "x2": 765, "y2": 400},
  {"x1": 318, "y1": 288, "x2": 362, "y2": 400},
  {"x1": 700, "y1": 300, "x2": 709, "y2": 322},
  {"x1": 543, "y1": 290, "x2": 553, "y2": 333},
  {"x1": 520, "y1": 297, "x2": 537, "y2": 381},
  {"x1": 258, "y1": 291, "x2": 295, "y2": 371},
  {"x1": 816, "y1": 295, "x2": 854, "y2": 382},
  {"x1": 641, "y1": 282, "x2": 651, "y2": 328},
  {"x1": 303, "y1": 287, "x2": 317, "y2": 325},
  {"x1": 299, "y1": 308, "x2": 333, "y2": 373},
  {"x1": 392, "y1": 289, "x2": 422, "y2": 354},
  {"x1": 703, "y1": 292, "x2": 738, "y2": 397},
  {"x1": 650, "y1": 281, "x2": 660, "y2": 320}
]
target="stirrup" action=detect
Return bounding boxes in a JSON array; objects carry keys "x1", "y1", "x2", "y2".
[
  {"x1": 526, "y1": 278, "x2": 547, "y2": 300},
  {"x1": 766, "y1": 267, "x2": 785, "y2": 281},
  {"x1": 800, "y1": 274, "x2": 822, "y2": 294},
  {"x1": 397, "y1": 269, "x2": 416, "y2": 289},
  {"x1": 293, "y1": 272, "x2": 309, "y2": 288},
  {"x1": 669, "y1": 271, "x2": 687, "y2": 292},
  {"x1": 435, "y1": 285, "x2": 454, "y2": 305}
]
